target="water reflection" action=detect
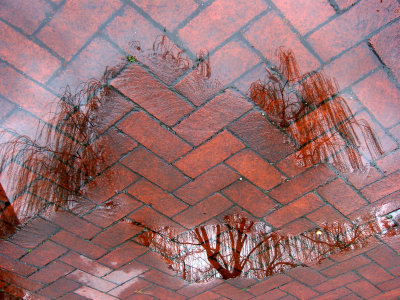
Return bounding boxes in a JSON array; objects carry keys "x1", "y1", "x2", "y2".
[
  {"x1": 136, "y1": 212, "x2": 398, "y2": 283},
  {"x1": 248, "y1": 48, "x2": 383, "y2": 171}
]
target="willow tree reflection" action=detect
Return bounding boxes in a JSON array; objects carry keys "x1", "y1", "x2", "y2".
[
  {"x1": 248, "y1": 49, "x2": 383, "y2": 171},
  {"x1": 137, "y1": 213, "x2": 394, "y2": 283}
]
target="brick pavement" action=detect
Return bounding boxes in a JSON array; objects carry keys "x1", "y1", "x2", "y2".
[{"x1": 0, "y1": 0, "x2": 400, "y2": 299}]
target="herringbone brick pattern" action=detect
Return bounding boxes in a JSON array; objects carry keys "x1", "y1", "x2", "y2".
[{"x1": 0, "y1": 0, "x2": 400, "y2": 299}]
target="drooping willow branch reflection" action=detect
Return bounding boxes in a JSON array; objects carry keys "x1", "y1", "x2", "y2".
[
  {"x1": 248, "y1": 49, "x2": 383, "y2": 171},
  {"x1": 137, "y1": 213, "x2": 396, "y2": 283}
]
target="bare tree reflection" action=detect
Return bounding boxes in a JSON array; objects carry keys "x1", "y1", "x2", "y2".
[
  {"x1": 248, "y1": 49, "x2": 383, "y2": 171},
  {"x1": 137, "y1": 213, "x2": 395, "y2": 283}
]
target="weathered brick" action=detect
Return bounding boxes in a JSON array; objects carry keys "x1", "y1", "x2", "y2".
[
  {"x1": 0, "y1": 240, "x2": 26, "y2": 260},
  {"x1": 74, "y1": 286, "x2": 119, "y2": 300},
  {"x1": 361, "y1": 170, "x2": 400, "y2": 202},
  {"x1": 347, "y1": 280, "x2": 381, "y2": 298},
  {"x1": 306, "y1": 205, "x2": 347, "y2": 226},
  {"x1": 121, "y1": 147, "x2": 188, "y2": 192},
  {"x1": 20, "y1": 240, "x2": 67, "y2": 267},
  {"x1": 29, "y1": 261, "x2": 74, "y2": 284},
  {"x1": 318, "y1": 178, "x2": 367, "y2": 215},
  {"x1": 140, "y1": 269, "x2": 186, "y2": 290},
  {"x1": 376, "y1": 149, "x2": 400, "y2": 175},
  {"x1": 108, "y1": 277, "x2": 152, "y2": 298},
  {"x1": 211, "y1": 282, "x2": 253, "y2": 300},
  {"x1": 223, "y1": 180, "x2": 277, "y2": 217},
  {"x1": 118, "y1": 110, "x2": 192, "y2": 162},
  {"x1": 315, "y1": 272, "x2": 360, "y2": 292},
  {"x1": 0, "y1": 254, "x2": 36, "y2": 276},
  {"x1": 175, "y1": 39, "x2": 259, "y2": 106},
  {"x1": 247, "y1": 274, "x2": 292, "y2": 295},
  {"x1": 37, "y1": 0, "x2": 121, "y2": 60},
  {"x1": 174, "y1": 90, "x2": 252, "y2": 145},
  {"x1": 0, "y1": 63, "x2": 55, "y2": 121},
  {"x1": 244, "y1": 11, "x2": 320, "y2": 74},
  {"x1": 274, "y1": 0, "x2": 335, "y2": 34},
  {"x1": 367, "y1": 244, "x2": 400, "y2": 269},
  {"x1": 173, "y1": 193, "x2": 232, "y2": 228},
  {"x1": 226, "y1": 149, "x2": 284, "y2": 190},
  {"x1": 51, "y1": 230, "x2": 107, "y2": 259},
  {"x1": 60, "y1": 252, "x2": 111, "y2": 277},
  {"x1": 229, "y1": 111, "x2": 296, "y2": 162},
  {"x1": 179, "y1": 0, "x2": 267, "y2": 53},
  {"x1": 175, "y1": 130, "x2": 244, "y2": 178},
  {"x1": 99, "y1": 241, "x2": 147, "y2": 270},
  {"x1": 308, "y1": 0, "x2": 400, "y2": 61},
  {"x1": 287, "y1": 266, "x2": 327, "y2": 286},
  {"x1": 268, "y1": 164, "x2": 335, "y2": 204},
  {"x1": 67, "y1": 269, "x2": 116, "y2": 292},
  {"x1": 127, "y1": 178, "x2": 187, "y2": 217},
  {"x1": 353, "y1": 71, "x2": 400, "y2": 128},
  {"x1": 132, "y1": 0, "x2": 197, "y2": 31},
  {"x1": 321, "y1": 256, "x2": 371, "y2": 277},
  {"x1": 104, "y1": 261, "x2": 149, "y2": 284},
  {"x1": 357, "y1": 263, "x2": 394, "y2": 285},
  {"x1": 280, "y1": 281, "x2": 319, "y2": 299},
  {"x1": 265, "y1": 193, "x2": 323, "y2": 228},
  {"x1": 174, "y1": 164, "x2": 239, "y2": 205},
  {"x1": 37, "y1": 278, "x2": 80, "y2": 298}
]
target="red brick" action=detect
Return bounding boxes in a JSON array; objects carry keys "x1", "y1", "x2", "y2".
[
  {"x1": 376, "y1": 150, "x2": 400, "y2": 175},
  {"x1": 129, "y1": 206, "x2": 186, "y2": 234},
  {"x1": 318, "y1": 178, "x2": 367, "y2": 215},
  {"x1": 29, "y1": 261, "x2": 74, "y2": 284},
  {"x1": 359, "y1": 262, "x2": 395, "y2": 284},
  {"x1": 41, "y1": 209, "x2": 101, "y2": 240},
  {"x1": 311, "y1": 287, "x2": 352, "y2": 300},
  {"x1": 175, "y1": 131, "x2": 244, "y2": 178},
  {"x1": 174, "y1": 90, "x2": 252, "y2": 145},
  {"x1": 268, "y1": 164, "x2": 336, "y2": 204},
  {"x1": 354, "y1": 71, "x2": 400, "y2": 128},
  {"x1": 105, "y1": 6, "x2": 189, "y2": 85},
  {"x1": 343, "y1": 166, "x2": 382, "y2": 189},
  {"x1": 265, "y1": 193, "x2": 323, "y2": 227},
  {"x1": 367, "y1": 244, "x2": 400, "y2": 268},
  {"x1": 174, "y1": 164, "x2": 239, "y2": 205},
  {"x1": 279, "y1": 217, "x2": 315, "y2": 236},
  {"x1": 370, "y1": 21, "x2": 400, "y2": 83},
  {"x1": 92, "y1": 220, "x2": 142, "y2": 249},
  {"x1": 226, "y1": 149, "x2": 284, "y2": 190},
  {"x1": 112, "y1": 64, "x2": 193, "y2": 126},
  {"x1": 378, "y1": 277, "x2": 400, "y2": 292},
  {"x1": 108, "y1": 277, "x2": 152, "y2": 298},
  {"x1": 306, "y1": 205, "x2": 346, "y2": 226},
  {"x1": 335, "y1": 0, "x2": 357, "y2": 9},
  {"x1": 9, "y1": 217, "x2": 59, "y2": 249},
  {"x1": 222, "y1": 180, "x2": 277, "y2": 217},
  {"x1": 0, "y1": 97, "x2": 14, "y2": 121},
  {"x1": 229, "y1": 111, "x2": 296, "y2": 162},
  {"x1": 175, "y1": 39, "x2": 259, "y2": 106},
  {"x1": 99, "y1": 241, "x2": 147, "y2": 269},
  {"x1": 0, "y1": 269, "x2": 43, "y2": 292},
  {"x1": 287, "y1": 266, "x2": 326, "y2": 286},
  {"x1": 104, "y1": 261, "x2": 149, "y2": 284},
  {"x1": 59, "y1": 294, "x2": 88, "y2": 300},
  {"x1": 84, "y1": 194, "x2": 142, "y2": 228},
  {"x1": 51, "y1": 230, "x2": 107, "y2": 259},
  {"x1": 321, "y1": 256, "x2": 371, "y2": 277},
  {"x1": 361, "y1": 171, "x2": 400, "y2": 202},
  {"x1": 274, "y1": 0, "x2": 335, "y2": 34},
  {"x1": 74, "y1": 286, "x2": 119, "y2": 300},
  {"x1": 38, "y1": 278, "x2": 80, "y2": 298},
  {"x1": 371, "y1": 288, "x2": 400, "y2": 300},
  {"x1": 0, "y1": 0, "x2": 53, "y2": 35},
  {"x1": 138, "y1": 285, "x2": 187, "y2": 300},
  {"x1": 118, "y1": 111, "x2": 191, "y2": 162},
  {"x1": 37, "y1": 0, "x2": 121, "y2": 60},
  {"x1": 0, "y1": 254, "x2": 36, "y2": 276},
  {"x1": 322, "y1": 43, "x2": 378, "y2": 90},
  {"x1": 280, "y1": 281, "x2": 319, "y2": 299},
  {"x1": 0, "y1": 241, "x2": 26, "y2": 260},
  {"x1": 83, "y1": 163, "x2": 138, "y2": 205},
  {"x1": 132, "y1": 0, "x2": 197, "y2": 31},
  {"x1": 0, "y1": 63, "x2": 55, "y2": 121},
  {"x1": 177, "y1": 279, "x2": 223, "y2": 298},
  {"x1": 191, "y1": 291, "x2": 221, "y2": 300},
  {"x1": 315, "y1": 272, "x2": 360, "y2": 293},
  {"x1": 308, "y1": 0, "x2": 400, "y2": 61},
  {"x1": 212, "y1": 282, "x2": 253, "y2": 300},
  {"x1": 247, "y1": 274, "x2": 292, "y2": 295},
  {"x1": 121, "y1": 147, "x2": 188, "y2": 192},
  {"x1": 49, "y1": 37, "x2": 123, "y2": 92},
  {"x1": 60, "y1": 252, "x2": 111, "y2": 277},
  {"x1": 20, "y1": 240, "x2": 67, "y2": 267},
  {"x1": 390, "y1": 123, "x2": 400, "y2": 142},
  {"x1": 244, "y1": 11, "x2": 319, "y2": 74},
  {"x1": 0, "y1": 21, "x2": 60, "y2": 83},
  {"x1": 173, "y1": 193, "x2": 232, "y2": 228},
  {"x1": 253, "y1": 289, "x2": 287, "y2": 300},
  {"x1": 347, "y1": 280, "x2": 381, "y2": 298},
  {"x1": 276, "y1": 153, "x2": 311, "y2": 178},
  {"x1": 67, "y1": 269, "x2": 116, "y2": 292},
  {"x1": 140, "y1": 269, "x2": 185, "y2": 290},
  {"x1": 179, "y1": 0, "x2": 267, "y2": 53}
]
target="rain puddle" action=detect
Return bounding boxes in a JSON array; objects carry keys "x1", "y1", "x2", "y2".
[{"x1": 0, "y1": 35, "x2": 398, "y2": 297}]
